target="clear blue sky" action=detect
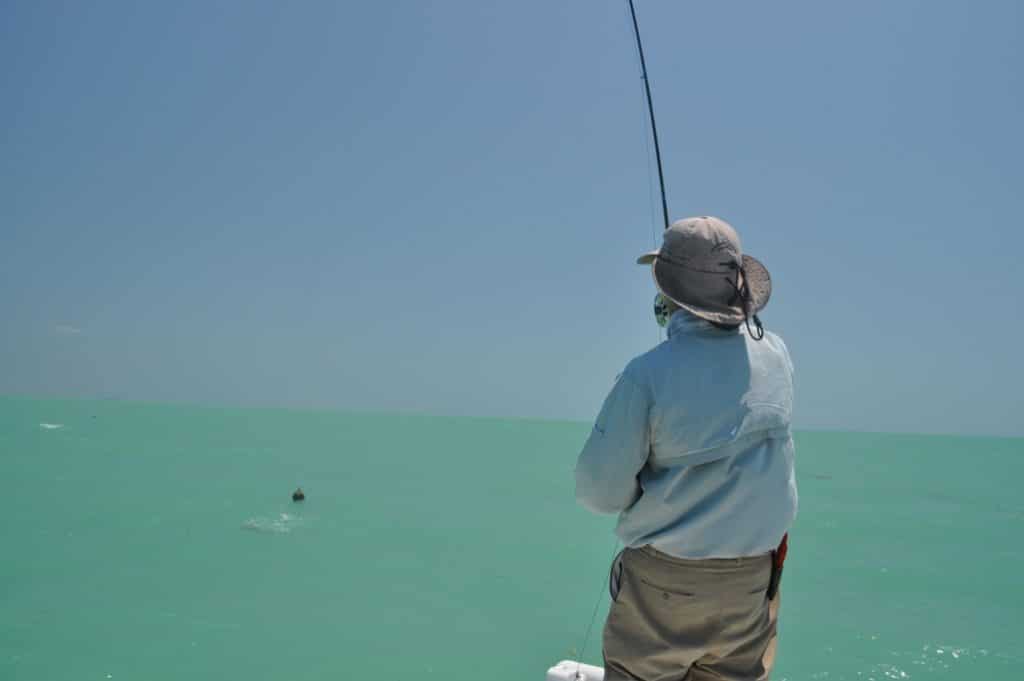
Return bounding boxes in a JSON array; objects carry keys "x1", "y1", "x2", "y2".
[{"x1": 2, "y1": 0, "x2": 1021, "y2": 436}]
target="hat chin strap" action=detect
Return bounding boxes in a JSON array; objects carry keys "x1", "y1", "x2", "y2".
[
  {"x1": 747, "y1": 313, "x2": 765, "y2": 341},
  {"x1": 725, "y1": 262, "x2": 765, "y2": 341}
]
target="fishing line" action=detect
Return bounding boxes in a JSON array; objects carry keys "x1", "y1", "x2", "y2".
[
  {"x1": 633, "y1": 24, "x2": 664, "y2": 346},
  {"x1": 635, "y1": 36, "x2": 660, "y2": 253},
  {"x1": 573, "y1": 537, "x2": 621, "y2": 680},
  {"x1": 571, "y1": 5, "x2": 668, "y2": 678}
]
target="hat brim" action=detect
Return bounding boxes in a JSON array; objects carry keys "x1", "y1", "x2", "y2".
[
  {"x1": 739, "y1": 254, "x2": 772, "y2": 313},
  {"x1": 640, "y1": 252, "x2": 772, "y2": 325}
]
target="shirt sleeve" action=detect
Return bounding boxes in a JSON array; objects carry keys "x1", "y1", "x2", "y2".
[{"x1": 574, "y1": 371, "x2": 652, "y2": 515}]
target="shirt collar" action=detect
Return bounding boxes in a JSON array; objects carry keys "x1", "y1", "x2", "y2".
[{"x1": 667, "y1": 308, "x2": 734, "y2": 339}]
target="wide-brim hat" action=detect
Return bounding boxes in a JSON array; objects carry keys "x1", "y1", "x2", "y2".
[{"x1": 637, "y1": 216, "x2": 771, "y2": 326}]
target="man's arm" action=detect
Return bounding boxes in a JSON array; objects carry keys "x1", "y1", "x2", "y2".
[{"x1": 575, "y1": 371, "x2": 651, "y2": 515}]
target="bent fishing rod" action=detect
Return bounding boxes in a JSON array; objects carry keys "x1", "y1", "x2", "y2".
[{"x1": 628, "y1": 0, "x2": 670, "y2": 231}]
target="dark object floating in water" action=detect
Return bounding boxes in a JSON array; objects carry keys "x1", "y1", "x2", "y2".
[{"x1": 292, "y1": 487, "x2": 305, "y2": 502}]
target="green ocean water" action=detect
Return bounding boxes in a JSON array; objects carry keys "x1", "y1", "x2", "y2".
[{"x1": 1, "y1": 396, "x2": 1020, "y2": 681}]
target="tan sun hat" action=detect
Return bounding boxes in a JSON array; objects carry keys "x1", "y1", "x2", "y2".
[{"x1": 637, "y1": 216, "x2": 771, "y2": 329}]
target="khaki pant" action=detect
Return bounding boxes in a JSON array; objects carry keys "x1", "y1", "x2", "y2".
[{"x1": 603, "y1": 546, "x2": 780, "y2": 681}]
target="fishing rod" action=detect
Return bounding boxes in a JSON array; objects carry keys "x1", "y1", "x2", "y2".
[{"x1": 627, "y1": 0, "x2": 670, "y2": 231}]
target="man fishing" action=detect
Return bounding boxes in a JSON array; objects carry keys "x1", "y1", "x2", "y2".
[{"x1": 575, "y1": 215, "x2": 797, "y2": 681}]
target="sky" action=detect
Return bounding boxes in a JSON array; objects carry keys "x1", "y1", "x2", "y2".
[{"x1": 2, "y1": 0, "x2": 1022, "y2": 437}]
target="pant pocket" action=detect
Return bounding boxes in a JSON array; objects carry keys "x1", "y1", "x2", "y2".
[{"x1": 608, "y1": 549, "x2": 625, "y2": 602}]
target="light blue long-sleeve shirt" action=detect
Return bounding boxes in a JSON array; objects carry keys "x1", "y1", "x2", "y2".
[{"x1": 575, "y1": 310, "x2": 798, "y2": 559}]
